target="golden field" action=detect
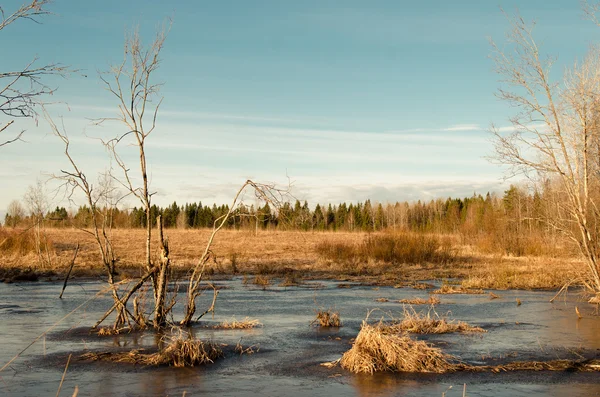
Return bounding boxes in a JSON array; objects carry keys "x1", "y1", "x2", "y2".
[{"x1": 0, "y1": 227, "x2": 584, "y2": 290}]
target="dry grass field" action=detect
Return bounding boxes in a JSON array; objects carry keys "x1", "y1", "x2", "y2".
[{"x1": 0, "y1": 227, "x2": 585, "y2": 289}]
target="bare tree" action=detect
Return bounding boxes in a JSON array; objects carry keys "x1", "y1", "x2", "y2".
[
  {"x1": 96, "y1": 24, "x2": 170, "y2": 327},
  {"x1": 23, "y1": 179, "x2": 51, "y2": 265},
  {"x1": 5, "y1": 199, "x2": 25, "y2": 227},
  {"x1": 0, "y1": 0, "x2": 70, "y2": 147},
  {"x1": 180, "y1": 180, "x2": 287, "y2": 325},
  {"x1": 490, "y1": 9, "x2": 600, "y2": 297}
]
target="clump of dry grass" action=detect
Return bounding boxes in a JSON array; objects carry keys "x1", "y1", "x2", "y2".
[
  {"x1": 0, "y1": 228, "x2": 52, "y2": 255},
  {"x1": 394, "y1": 306, "x2": 485, "y2": 334},
  {"x1": 252, "y1": 275, "x2": 271, "y2": 288},
  {"x1": 213, "y1": 317, "x2": 261, "y2": 329},
  {"x1": 397, "y1": 296, "x2": 440, "y2": 305},
  {"x1": 311, "y1": 309, "x2": 342, "y2": 327},
  {"x1": 433, "y1": 284, "x2": 484, "y2": 295},
  {"x1": 152, "y1": 334, "x2": 223, "y2": 367},
  {"x1": 82, "y1": 332, "x2": 223, "y2": 367},
  {"x1": 410, "y1": 282, "x2": 435, "y2": 290},
  {"x1": 375, "y1": 297, "x2": 389, "y2": 302},
  {"x1": 339, "y1": 319, "x2": 453, "y2": 374},
  {"x1": 96, "y1": 326, "x2": 123, "y2": 336}
]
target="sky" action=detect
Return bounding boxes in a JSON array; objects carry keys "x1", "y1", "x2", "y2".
[{"x1": 1, "y1": 0, "x2": 599, "y2": 217}]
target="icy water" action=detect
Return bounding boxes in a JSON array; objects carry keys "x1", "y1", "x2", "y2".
[{"x1": 1, "y1": 278, "x2": 600, "y2": 397}]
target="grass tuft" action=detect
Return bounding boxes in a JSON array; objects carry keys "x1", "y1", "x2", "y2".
[
  {"x1": 433, "y1": 284, "x2": 484, "y2": 295},
  {"x1": 311, "y1": 309, "x2": 342, "y2": 327},
  {"x1": 394, "y1": 306, "x2": 485, "y2": 334},
  {"x1": 339, "y1": 319, "x2": 452, "y2": 374},
  {"x1": 213, "y1": 317, "x2": 261, "y2": 329}
]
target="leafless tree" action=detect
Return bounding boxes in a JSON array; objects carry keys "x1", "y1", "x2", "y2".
[
  {"x1": 5, "y1": 199, "x2": 25, "y2": 227},
  {"x1": 0, "y1": 0, "x2": 70, "y2": 147},
  {"x1": 490, "y1": 8, "x2": 600, "y2": 297},
  {"x1": 95, "y1": 24, "x2": 171, "y2": 327},
  {"x1": 46, "y1": 112, "x2": 138, "y2": 329}
]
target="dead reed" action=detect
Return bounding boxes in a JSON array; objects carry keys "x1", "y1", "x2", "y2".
[
  {"x1": 397, "y1": 296, "x2": 440, "y2": 305},
  {"x1": 213, "y1": 317, "x2": 261, "y2": 329},
  {"x1": 394, "y1": 306, "x2": 485, "y2": 334},
  {"x1": 311, "y1": 309, "x2": 342, "y2": 327},
  {"x1": 339, "y1": 320, "x2": 453, "y2": 374}
]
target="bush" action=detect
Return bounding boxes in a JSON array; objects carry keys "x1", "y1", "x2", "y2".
[{"x1": 316, "y1": 232, "x2": 455, "y2": 265}]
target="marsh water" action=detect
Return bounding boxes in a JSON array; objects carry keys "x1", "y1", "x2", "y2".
[{"x1": 1, "y1": 278, "x2": 600, "y2": 397}]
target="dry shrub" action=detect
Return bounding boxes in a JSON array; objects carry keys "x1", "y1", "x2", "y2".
[
  {"x1": 394, "y1": 306, "x2": 485, "y2": 334},
  {"x1": 214, "y1": 317, "x2": 261, "y2": 329},
  {"x1": 339, "y1": 320, "x2": 452, "y2": 374},
  {"x1": 433, "y1": 284, "x2": 484, "y2": 295},
  {"x1": 316, "y1": 232, "x2": 456, "y2": 265},
  {"x1": 398, "y1": 296, "x2": 440, "y2": 305},
  {"x1": 312, "y1": 309, "x2": 342, "y2": 327}
]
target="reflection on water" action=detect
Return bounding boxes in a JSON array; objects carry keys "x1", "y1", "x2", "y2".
[{"x1": 0, "y1": 279, "x2": 599, "y2": 396}]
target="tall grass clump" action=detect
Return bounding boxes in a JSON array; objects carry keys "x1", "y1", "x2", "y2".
[
  {"x1": 0, "y1": 228, "x2": 51, "y2": 255},
  {"x1": 316, "y1": 232, "x2": 455, "y2": 265},
  {"x1": 339, "y1": 319, "x2": 452, "y2": 374}
]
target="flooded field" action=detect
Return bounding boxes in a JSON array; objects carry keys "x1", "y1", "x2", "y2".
[{"x1": 1, "y1": 278, "x2": 600, "y2": 397}]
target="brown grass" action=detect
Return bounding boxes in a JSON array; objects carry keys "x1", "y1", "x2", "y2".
[
  {"x1": 0, "y1": 228, "x2": 48, "y2": 255},
  {"x1": 0, "y1": 228, "x2": 584, "y2": 290},
  {"x1": 394, "y1": 306, "x2": 486, "y2": 334},
  {"x1": 433, "y1": 285, "x2": 485, "y2": 295},
  {"x1": 213, "y1": 317, "x2": 261, "y2": 329},
  {"x1": 460, "y1": 257, "x2": 580, "y2": 290},
  {"x1": 82, "y1": 333, "x2": 223, "y2": 367},
  {"x1": 316, "y1": 232, "x2": 456, "y2": 265},
  {"x1": 339, "y1": 320, "x2": 453, "y2": 374},
  {"x1": 312, "y1": 309, "x2": 342, "y2": 327},
  {"x1": 397, "y1": 296, "x2": 440, "y2": 305}
]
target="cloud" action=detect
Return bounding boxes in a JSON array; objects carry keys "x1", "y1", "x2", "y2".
[{"x1": 442, "y1": 124, "x2": 481, "y2": 132}]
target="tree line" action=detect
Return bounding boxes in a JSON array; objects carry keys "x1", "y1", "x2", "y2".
[{"x1": 2, "y1": 184, "x2": 556, "y2": 239}]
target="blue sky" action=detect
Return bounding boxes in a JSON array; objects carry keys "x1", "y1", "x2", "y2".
[{"x1": 1, "y1": 0, "x2": 598, "y2": 215}]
